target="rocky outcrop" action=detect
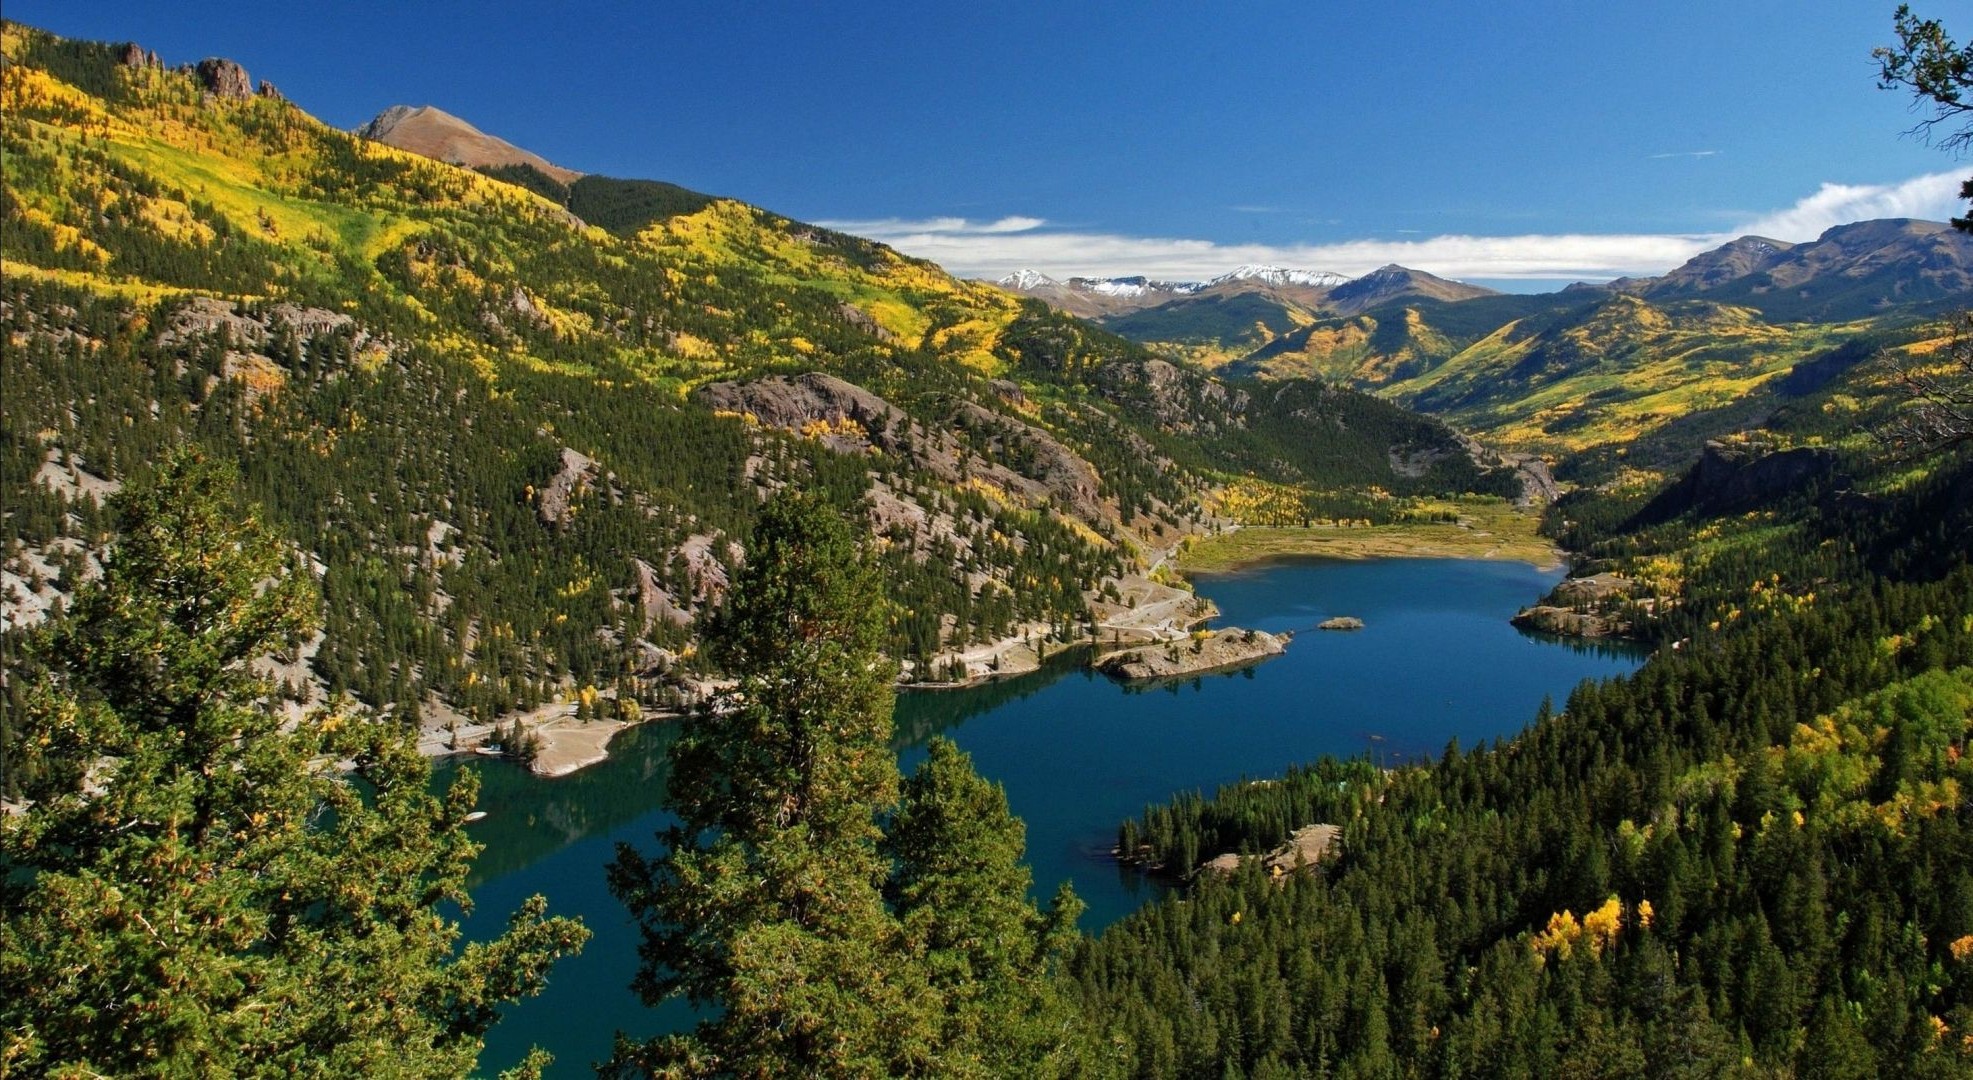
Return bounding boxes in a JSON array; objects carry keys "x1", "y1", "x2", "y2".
[
  {"x1": 1638, "y1": 437, "x2": 1841, "y2": 522},
  {"x1": 697, "y1": 372, "x2": 905, "y2": 452},
  {"x1": 535, "y1": 447, "x2": 599, "y2": 527},
  {"x1": 677, "y1": 533, "x2": 737, "y2": 605},
  {"x1": 1512, "y1": 573, "x2": 1636, "y2": 638},
  {"x1": 193, "y1": 58, "x2": 253, "y2": 101},
  {"x1": 1097, "y1": 628, "x2": 1287, "y2": 682},
  {"x1": 160, "y1": 296, "x2": 360, "y2": 348},
  {"x1": 632, "y1": 558, "x2": 692, "y2": 628},
  {"x1": 118, "y1": 43, "x2": 162, "y2": 69},
  {"x1": 157, "y1": 297, "x2": 377, "y2": 402},
  {"x1": 1506, "y1": 454, "x2": 1560, "y2": 507},
  {"x1": 951, "y1": 401, "x2": 1107, "y2": 522},
  {"x1": 1512, "y1": 606, "x2": 1623, "y2": 638},
  {"x1": 1317, "y1": 616, "x2": 1363, "y2": 630},
  {"x1": 1200, "y1": 824, "x2": 1341, "y2": 878},
  {"x1": 696, "y1": 372, "x2": 1122, "y2": 529},
  {"x1": 835, "y1": 302, "x2": 896, "y2": 343}
]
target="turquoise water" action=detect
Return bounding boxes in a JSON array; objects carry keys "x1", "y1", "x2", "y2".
[{"x1": 449, "y1": 557, "x2": 1645, "y2": 1075}]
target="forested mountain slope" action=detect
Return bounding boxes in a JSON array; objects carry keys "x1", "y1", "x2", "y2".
[
  {"x1": 1057, "y1": 226, "x2": 1973, "y2": 482},
  {"x1": 0, "y1": 21, "x2": 1516, "y2": 749},
  {"x1": 1077, "y1": 352, "x2": 1973, "y2": 1075}
]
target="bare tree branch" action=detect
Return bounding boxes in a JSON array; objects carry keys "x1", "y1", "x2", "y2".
[
  {"x1": 1877, "y1": 5, "x2": 1973, "y2": 229},
  {"x1": 1875, "y1": 310, "x2": 1973, "y2": 460}
]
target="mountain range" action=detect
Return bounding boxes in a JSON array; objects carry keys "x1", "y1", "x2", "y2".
[
  {"x1": 0, "y1": 21, "x2": 1522, "y2": 730},
  {"x1": 8, "y1": 18, "x2": 1973, "y2": 1080}
]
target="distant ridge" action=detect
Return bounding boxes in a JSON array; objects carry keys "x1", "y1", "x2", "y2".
[
  {"x1": 1322, "y1": 264, "x2": 1496, "y2": 315},
  {"x1": 1594, "y1": 218, "x2": 1973, "y2": 320},
  {"x1": 992, "y1": 262, "x2": 1498, "y2": 346},
  {"x1": 356, "y1": 104, "x2": 583, "y2": 185}
]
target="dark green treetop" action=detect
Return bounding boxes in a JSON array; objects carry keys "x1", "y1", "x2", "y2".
[
  {"x1": 0, "y1": 448, "x2": 588, "y2": 1079},
  {"x1": 607, "y1": 493, "x2": 1093, "y2": 1079}
]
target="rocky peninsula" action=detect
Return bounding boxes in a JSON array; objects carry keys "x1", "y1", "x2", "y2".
[{"x1": 1096, "y1": 627, "x2": 1288, "y2": 682}]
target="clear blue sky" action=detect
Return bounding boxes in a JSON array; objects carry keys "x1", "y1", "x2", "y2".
[{"x1": 10, "y1": 1, "x2": 1965, "y2": 287}]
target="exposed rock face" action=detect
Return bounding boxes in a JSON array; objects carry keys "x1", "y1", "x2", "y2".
[
  {"x1": 1097, "y1": 628, "x2": 1287, "y2": 682},
  {"x1": 695, "y1": 372, "x2": 1119, "y2": 528},
  {"x1": 1506, "y1": 454, "x2": 1559, "y2": 507},
  {"x1": 157, "y1": 297, "x2": 376, "y2": 402},
  {"x1": 160, "y1": 296, "x2": 359, "y2": 348},
  {"x1": 835, "y1": 302, "x2": 895, "y2": 342},
  {"x1": 989, "y1": 379, "x2": 1026, "y2": 406},
  {"x1": 632, "y1": 558, "x2": 693, "y2": 628},
  {"x1": 1513, "y1": 572, "x2": 1636, "y2": 639},
  {"x1": 1200, "y1": 824, "x2": 1341, "y2": 878},
  {"x1": 697, "y1": 372, "x2": 903, "y2": 451},
  {"x1": 1512, "y1": 606, "x2": 1621, "y2": 638},
  {"x1": 193, "y1": 58, "x2": 253, "y2": 101},
  {"x1": 1317, "y1": 616, "x2": 1363, "y2": 630},
  {"x1": 1639, "y1": 438, "x2": 1841, "y2": 522},
  {"x1": 535, "y1": 447, "x2": 599, "y2": 527},
  {"x1": 117, "y1": 43, "x2": 161, "y2": 69},
  {"x1": 257, "y1": 80, "x2": 283, "y2": 101},
  {"x1": 677, "y1": 533, "x2": 737, "y2": 605}
]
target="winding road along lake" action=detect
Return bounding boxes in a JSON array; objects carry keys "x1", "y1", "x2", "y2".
[{"x1": 448, "y1": 556, "x2": 1646, "y2": 1075}]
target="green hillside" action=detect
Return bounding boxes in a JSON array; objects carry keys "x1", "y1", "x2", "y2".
[{"x1": 0, "y1": 21, "x2": 1513, "y2": 735}]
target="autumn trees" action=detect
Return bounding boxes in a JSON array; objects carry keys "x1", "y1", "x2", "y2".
[
  {"x1": 0, "y1": 450, "x2": 587, "y2": 1078},
  {"x1": 606, "y1": 494, "x2": 1090, "y2": 1078}
]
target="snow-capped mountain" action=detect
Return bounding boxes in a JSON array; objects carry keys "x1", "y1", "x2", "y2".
[
  {"x1": 991, "y1": 265, "x2": 1352, "y2": 317},
  {"x1": 1067, "y1": 276, "x2": 1204, "y2": 299},
  {"x1": 996, "y1": 269, "x2": 1061, "y2": 291},
  {"x1": 1205, "y1": 265, "x2": 1350, "y2": 290}
]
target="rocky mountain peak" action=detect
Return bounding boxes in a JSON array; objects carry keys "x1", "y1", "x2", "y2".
[
  {"x1": 192, "y1": 57, "x2": 252, "y2": 101},
  {"x1": 355, "y1": 104, "x2": 583, "y2": 184},
  {"x1": 997, "y1": 269, "x2": 1060, "y2": 290}
]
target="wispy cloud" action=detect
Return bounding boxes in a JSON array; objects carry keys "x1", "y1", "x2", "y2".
[
  {"x1": 1734, "y1": 172, "x2": 1962, "y2": 239},
  {"x1": 817, "y1": 170, "x2": 1969, "y2": 283},
  {"x1": 1647, "y1": 149, "x2": 1720, "y2": 160},
  {"x1": 849, "y1": 215, "x2": 1046, "y2": 235}
]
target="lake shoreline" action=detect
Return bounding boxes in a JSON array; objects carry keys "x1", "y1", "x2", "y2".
[
  {"x1": 427, "y1": 508, "x2": 1567, "y2": 778},
  {"x1": 1176, "y1": 506, "x2": 1564, "y2": 577}
]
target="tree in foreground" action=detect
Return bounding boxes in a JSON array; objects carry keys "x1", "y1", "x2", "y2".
[
  {"x1": 606, "y1": 493, "x2": 1089, "y2": 1078},
  {"x1": 1877, "y1": 7, "x2": 1973, "y2": 458},
  {"x1": 0, "y1": 449, "x2": 588, "y2": 1078}
]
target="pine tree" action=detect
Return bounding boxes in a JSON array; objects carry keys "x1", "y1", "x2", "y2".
[
  {"x1": 885, "y1": 737, "x2": 1088, "y2": 1076},
  {"x1": 606, "y1": 493, "x2": 937, "y2": 1078},
  {"x1": 0, "y1": 448, "x2": 588, "y2": 1078},
  {"x1": 607, "y1": 495, "x2": 1102, "y2": 1077}
]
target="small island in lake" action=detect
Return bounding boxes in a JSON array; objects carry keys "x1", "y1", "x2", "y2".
[{"x1": 1096, "y1": 627, "x2": 1288, "y2": 682}]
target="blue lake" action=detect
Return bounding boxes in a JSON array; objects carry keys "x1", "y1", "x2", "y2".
[{"x1": 447, "y1": 556, "x2": 1646, "y2": 1075}]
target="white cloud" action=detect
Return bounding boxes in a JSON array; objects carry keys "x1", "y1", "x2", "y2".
[
  {"x1": 826, "y1": 214, "x2": 1045, "y2": 236},
  {"x1": 1731, "y1": 171, "x2": 1962, "y2": 240},
  {"x1": 820, "y1": 216, "x2": 1722, "y2": 282},
  {"x1": 817, "y1": 170, "x2": 1969, "y2": 284},
  {"x1": 1647, "y1": 149, "x2": 1720, "y2": 160}
]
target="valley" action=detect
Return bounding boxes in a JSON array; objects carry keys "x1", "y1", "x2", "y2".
[{"x1": 4, "y1": 10, "x2": 1973, "y2": 1080}]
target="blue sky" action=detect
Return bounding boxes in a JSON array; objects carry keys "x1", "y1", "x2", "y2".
[{"x1": 11, "y1": 1, "x2": 1967, "y2": 288}]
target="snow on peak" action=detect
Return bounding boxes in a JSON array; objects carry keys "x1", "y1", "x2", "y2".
[
  {"x1": 997, "y1": 269, "x2": 1060, "y2": 290},
  {"x1": 1065, "y1": 276, "x2": 1203, "y2": 297},
  {"x1": 1208, "y1": 264, "x2": 1349, "y2": 289}
]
